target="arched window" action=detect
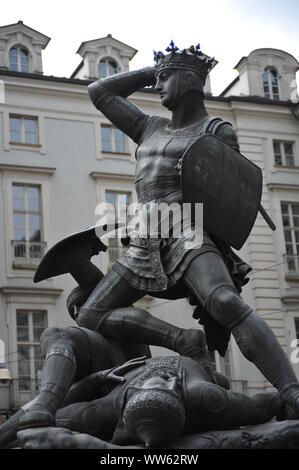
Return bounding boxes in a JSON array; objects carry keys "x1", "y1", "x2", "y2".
[
  {"x1": 262, "y1": 67, "x2": 280, "y2": 100},
  {"x1": 98, "y1": 59, "x2": 118, "y2": 78},
  {"x1": 9, "y1": 47, "x2": 29, "y2": 73}
]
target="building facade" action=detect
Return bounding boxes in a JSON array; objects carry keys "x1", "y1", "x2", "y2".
[{"x1": 0, "y1": 21, "x2": 299, "y2": 417}]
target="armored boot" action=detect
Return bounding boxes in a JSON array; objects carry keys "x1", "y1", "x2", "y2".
[
  {"x1": 0, "y1": 408, "x2": 25, "y2": 448},
  {"x1": 19, "y1": 345, "x2": 76, "y2": 429},
  {"x1": 98, "y1": 307, "x2": 222, "y2": 384}
]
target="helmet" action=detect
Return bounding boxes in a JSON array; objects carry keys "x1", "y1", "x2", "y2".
[{"x1": 122, "y1": 387, "x2": 186, "y2": 448}]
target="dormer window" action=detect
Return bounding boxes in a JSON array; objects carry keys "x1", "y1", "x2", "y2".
[
  {"x1": 9, "y1": 46, "x2": 29, "y2": 72},
  {"x1": 262, "y1": 67, "x2": 280, "y2": 100},
  {"x1": 98, "y1": 59, "x2": 118, "y2": 78}
]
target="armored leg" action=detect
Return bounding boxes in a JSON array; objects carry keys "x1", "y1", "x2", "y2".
[
  {"x1": 232, "y1": 312, "x2": 299, "y2": 418},
  {"x1": 184, "y1": 252, "x2": 299, "y2": 417},
  {"x1": 19, "y1": 327, "x2": 77, "y2": 429},
  {"x1": 18, "y1": 325, "x2": 125, "y2": 430},
  {"x1": 56, "y1": 394, "x2": 119, "y2": 440},
  {"x1": 0, "y1": 391, "x2": 118, "y2": 448},
  {"x1": 0, "y1": 408, "x2": 25, "y2": 448},
  {"x1": 191, "y1": 382, "x2": 282, "y2": 432},
  {"x1": 78, "y1": 269, "x2": 215, "y2": 370}
]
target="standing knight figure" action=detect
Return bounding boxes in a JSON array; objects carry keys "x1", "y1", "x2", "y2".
[{"x1": 20, "y1": 41, "x2": 299, "y2": 429}]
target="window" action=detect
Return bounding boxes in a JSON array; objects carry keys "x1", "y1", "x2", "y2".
[
  {"x1": 9, "y1": 115, "x2": 38, "y2": 145},
  {"x1": 263, "y1": 67, "x2": 280, "y2": 100},
  {"x1": 281, "y1": 202, "x2": 299, "y2": 276},
  {"x1": 105, "y1": 191, "x2": 131, "y2": 268},
  {"x1": 16, "y1": 310, "x2": 47, "y2": 393},
  {"x1": 12, "y1": 184, "x2": 45, "y2": 268},
  {"x1": 273, "y1": 141, "x2": 295, "y2": 167},
  {"x1": 98, "y1": 59, "x2": 117, "y2": 78},
  {"x1": 9, "y1": 47, "x2": 29, "y2": 73},
  {"x1": 101, "y1": 125, "x2": 126, "y2": 154},
  {"x1": 295, "y1": 318, "x2": 299, "y2": 340}
]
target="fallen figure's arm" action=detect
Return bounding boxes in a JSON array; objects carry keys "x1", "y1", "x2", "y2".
[
  {"x1": 61, "y1": 356, "x2": 147, "y2": 406},
  {"x1": 17, "y1": 420, "x2": 299, "y2": 450}
]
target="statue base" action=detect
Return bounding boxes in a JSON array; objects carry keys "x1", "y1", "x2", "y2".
[{"x1": 167, "y1": 420, "x2": 299, "y2": 449}]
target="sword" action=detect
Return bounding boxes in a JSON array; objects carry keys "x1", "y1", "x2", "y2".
[{"x1": 259, "y1": 204, "x2": 276, "y2": 231}]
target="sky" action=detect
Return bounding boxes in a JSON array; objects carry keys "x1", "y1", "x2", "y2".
[{"x1": 1, "y1": 0, "x2": 299, "y2": 95}]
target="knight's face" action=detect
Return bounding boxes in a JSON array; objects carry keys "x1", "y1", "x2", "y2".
[
  {"x1": 155, "y1": 69, "x2": 204, "y2": 110},
  {"x1": 155, "y1": 69, "x2": 182, "y2": 110}
]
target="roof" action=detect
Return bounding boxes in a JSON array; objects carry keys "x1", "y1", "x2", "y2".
[
  {"x1": 0, "y1": 69, "x2": 91, "y2": 85},
  {"x1": 76, "y1": 34, "x2": 137, "y2": 58},
  {"x1": 70, "y1": 60, "x2": 84, "y2": 79},
  {"x1": 219, "y1": 76, "x2": 239, "y2": 97},
  {"x1": 0, "y1": 20, "x2": 51, "y2": 48},
  {"x1": 234, "y1": 48, "x2": 299, "y2": 70},
  {"x1": 0, "y1": 69, "x2": 297, "y2": 109}
]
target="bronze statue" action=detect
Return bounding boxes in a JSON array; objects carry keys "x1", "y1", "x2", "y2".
[
  {"x1": 81, "y1": 42, "x2": 299, "y2": 418},
  {"x1": 10, "y1": 41, "x2": 299, "y2": 441}
]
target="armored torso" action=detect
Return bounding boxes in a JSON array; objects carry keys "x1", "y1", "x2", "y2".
[
  {"x1": 113, "y1": 114, "x2": 250, "y2": 295},
  {"x1": 135, "y1": 115, "x2": 212, "y2": 204}
]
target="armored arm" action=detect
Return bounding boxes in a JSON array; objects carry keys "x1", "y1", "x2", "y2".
[
  {"x1": 60, "y1": 357, "x2": 147, "y2": 406},
  {"x1": 215, "y1": 123, "x2": 240, "y2": 152},
  {"x1": 60, "y1": 372, "x2": 112, "y2": 406},
  {"x1": 88, "y1": 67, "x2": 156, "y2": 142}
]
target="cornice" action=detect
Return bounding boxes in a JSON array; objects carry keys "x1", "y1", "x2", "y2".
[
  {"x1": 90, "y1": 171, "x2": 134, "y2": 181},
  {"x1": 0, "y1": 164, "x2": 56, "y2": 175},
  {"x1": 0, "y1": 286, "x2": 62, "y2": 297}
]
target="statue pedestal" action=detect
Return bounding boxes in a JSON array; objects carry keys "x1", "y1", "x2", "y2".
[{"x1": 167, "y1": 420, "x2": 299, "y2": 449}]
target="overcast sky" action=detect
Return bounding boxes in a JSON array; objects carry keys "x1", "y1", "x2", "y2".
[{"x1": 2, "y1": 0, "x2": 299, "y2": 94}]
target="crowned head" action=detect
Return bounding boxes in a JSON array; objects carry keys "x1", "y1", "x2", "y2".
[
  {"x1": 154, "y1": 40, "x2": 215, "y2": 81},
  {"x1": 153, "y1": 41, "x2": 216, "y2": 108}
]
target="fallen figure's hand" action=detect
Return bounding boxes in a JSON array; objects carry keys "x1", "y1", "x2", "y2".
[
  {"x1": 60, "y1": 356, "x2": 148, "y2": 408},
  {"x1": 17, "y1": 427, "x2": 141, "y2": 449},
  {"x1": 17, "y1": 427, "x2": 108, "y2": 449},
  {"x1": 102, "y1": 356, "x2": 148, "y2": 384},
  {"x1": 18, "y1": 427, "x2": 78, "y2": 449}
]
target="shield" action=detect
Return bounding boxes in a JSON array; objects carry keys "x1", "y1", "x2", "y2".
[
  {"x1": 34, "y1": 223, "x2": 121, "y2": 283},
  {"x1": 181, "y1": 134, "x2": 262, "y2": 250}
]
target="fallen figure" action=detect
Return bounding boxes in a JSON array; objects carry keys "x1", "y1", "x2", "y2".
[{"x1": 6, "y1": 354, "x2": 284, "y2": 449}]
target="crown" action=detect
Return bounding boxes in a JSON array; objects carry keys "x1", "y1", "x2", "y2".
[{"x1": 154, "y1": 40, "x2": 215, "y2": 79}]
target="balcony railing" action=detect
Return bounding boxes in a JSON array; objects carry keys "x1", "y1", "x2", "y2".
[
  {"x1": 229, "y1": 379, "x2": 248, "y2": 394},
  {"x1": 284, "y1": 253, "x2": 299, "y2": 279},
  {"x1": 12, "y1": 240, "x2": 46, "y2": 269}
]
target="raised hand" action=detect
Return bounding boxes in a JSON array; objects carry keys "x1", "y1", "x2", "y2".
[{"x1": 100, "y1": 356, "x2": 147, "y2": 385}]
